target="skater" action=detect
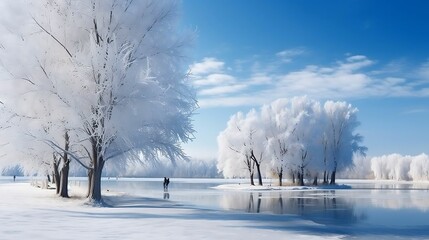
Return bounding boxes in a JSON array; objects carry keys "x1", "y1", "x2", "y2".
[{"x1": 163, "y1": 177, "x2": 170, "y2": 191}]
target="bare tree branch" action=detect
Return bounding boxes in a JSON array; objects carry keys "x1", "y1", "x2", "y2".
[
  {"x1": 43, "y1": 139, "x2": 91, "y2": 171},
  {"x1": 32, "y1": 16, "x2": 73, "y2": 58}
]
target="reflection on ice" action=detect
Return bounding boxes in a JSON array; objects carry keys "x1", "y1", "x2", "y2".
[
  {"x1": 220, "y1": 190, "x2": 364, "y2": 225},
  {"x1": 247, "y1": 193, "x2": 262, "y2": 213},
  {"x1": 163, "y1": 192, "x2": 170, "y2": 199},
  {"x1": 62, "y1": 178, "x2": 429, "y2": 231},
  {"x1": 369, "y1": 189, "x2": 429, "y2": 211}
]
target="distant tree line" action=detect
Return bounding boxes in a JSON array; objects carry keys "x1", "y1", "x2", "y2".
[
  {"x1": 1, "y1": 158, "x2": 220, "y2": 179},
  {"x1": 371, "y1": 153, "x2": 429, "y2": 181}
]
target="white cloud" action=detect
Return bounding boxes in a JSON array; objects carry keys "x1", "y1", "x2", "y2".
[
  {"x1": 198, "y1": 95, "x2": 268, "y2": 108},
  {"x1": 338, "y1": 55, "x2": 374, "y2": 71},
  {"x1": 278, "y1": 56, "x2": 373, "y2": 94},
  {"x1": 371, "y1": 59, "x2": 407, "y2": 75},
  {"x1": 193, "y1": 73, "x2": 235, "y2": 86},
  {"x1": 276, "y1": 48, "x2": 306, "y2": 58},
  {"x1": 346, "y1": 55, "x2": 368, "y2": 62},
  {"x1": 199, "y1": 84, "x2": 247, "y2": 96},
  {"x1": 276, "y1": 47, "x2": 306, "y2": 63},
  {"x1": 189, "y1": 57, "x2": 224, "y2": 75},
  {"x1": 419, "y1": 87, "x2": 429, "y2": 96},
  {"x1": 191, "y1": 55, "x2": 429, "y2": 108},
  {"x1": 418, "y1": 59, "x2": 429, "y2": 80},
  {"x1": 402, "y1": 108, "x2": 428, "y2": 115},
  {"x1": 248, "y1": 74, "x2": 272, "y2": 85}
]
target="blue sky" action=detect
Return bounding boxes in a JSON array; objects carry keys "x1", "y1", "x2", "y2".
[{"x1": 180, "y1": 0, "x2": 429, "y2": 159}]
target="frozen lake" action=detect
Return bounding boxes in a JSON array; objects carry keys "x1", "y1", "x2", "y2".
[
  {"x1": 106, "y1": 178, "x2": 429, "y2": 238},
  {"x1": 3, "y1": 177, "x2": 429, "y2": 239},
  {"x1": 80, "y1": 178, "x2": 429, "y2": 237}
]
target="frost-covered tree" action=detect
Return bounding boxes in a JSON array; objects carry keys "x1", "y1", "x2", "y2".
[
  {"x1": 263, "y1": 105, "x2": 294, "y2": 186},
  {"x1": 217, "y1": 97, "x2": 366, "y2": 186},
  {"x1": 323, "y1": 101, "x2": 367, "y2": 184},
  {"x1": 290, "y1": 100, "x2": 320, "y2": 186},
  {"x1": 409, "y1": 154, "x2": 429, "y2": 181},
  {"x1": 217, "y1": 110, "x2": 265, "y2": 186},
  {"x1": 0, "y1": 0, "x2": 196, "y2": 202},
  {"x1": 0, "y1": 76, "x2": 76, "y2": 197},
  {"x1": 370, "y1": 153, "x2": 429, "y2": 181},
  {"x1": 263, "y1": 99, "x2": 308, "y2": 186}
]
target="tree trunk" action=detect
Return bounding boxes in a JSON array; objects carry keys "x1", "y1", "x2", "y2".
[
  {"x1": 59, "y1": 163, "x2": 69, "y2": 198},
  {"x1": 87, "y1": 135, "x2": 105, "y2": 203},
  {"x1": 51, "y1": 172, "x2": 55, "y2": 184},
  {"x1": 87, "y1": 169, "x2": 93, "y2": 198},
  {"x1": 255, "y1": 162, "x2": 263, "y2": 186},
  {"x1": 291, "y1": 172, "x2": 295, "y2": 184},
  {"x1": 87, "y1": 144, "x2": 104, "y2": 203},
  {"x1": 249, "y1": 150, "x2": 262, "y2": 186},
  {"x1": 296, "y1": 172, "x2": 300, "y2": 185},
  {"x1": 278, "y1": 171, "x2": 283, "y2": 186},
  {"x1": 323, "y1": 171, "x2": 328, "y2": 184},
  {"x1": 330, "y1": 159, "x2": 338, "y2": 185},
  {"x1": 53, "y1": 161, "x2": 61, "y2": 194},
  {"x1": 250, "y1": 172, "x2": 255, "y2": 186},
  {"x1": 312, "y1": 176, "x2": 318, "y2": 186},
  {"x1": 59, "y1": 131, "x2": 70, "y2": 198},
  {"x1": 299, "y1": 166, "x2": 304, "y2": 186},
  {"x1": 88, "y1": 162, "x2": 103, "y2": 202},
  {"x1": 330, "y1": 171, "x2": 336, "y2": 185}
]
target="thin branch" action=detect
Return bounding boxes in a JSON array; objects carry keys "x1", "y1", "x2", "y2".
[
  {"x1": 20, "y1": 77, "x2": 36, "y2": 85},
  {"x1": 38, "y1": 61, "x2": 49, "y2": 80},
  {"x1": 43, "y1": 139, "x2": 91, "y2": 170},
  {"x1": 81, "y1": 144, "x2": 93, "y2": 163},
  {"x1": 105, "y1": 147, "x2": 133, "y2": 161},
  {"x1": 32, "y1": 16, "x2": 73, "y2": 58},
  {"x1": 124, "y1": 0, "x2": 135, "y2": 12}
]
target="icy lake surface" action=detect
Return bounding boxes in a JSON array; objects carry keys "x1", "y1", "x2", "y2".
[
  {"x1": 82, "y1": 178, "x2": 429, "y2": 234},
  {"x1": 3, "y1": 177, "x2": 429, "y2": 239}
]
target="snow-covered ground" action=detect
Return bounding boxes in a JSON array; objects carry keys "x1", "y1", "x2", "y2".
[
  {"x1": 1, "y1": 178, "x2": 429, "y2": 239},
  {"x1": 0, "y1": 182, "x2": 342, "y2": 240}
]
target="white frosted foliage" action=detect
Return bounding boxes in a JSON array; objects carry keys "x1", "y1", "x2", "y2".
[
  {"x1": 0, "y1": 0, "x2": 196, "y2": 199},
  {"x1": 217, "y1": 96, "x2": 366, "y2": 183},
  {"x1": 371, "y1": 153, "x2": 429, "y2": 181}
]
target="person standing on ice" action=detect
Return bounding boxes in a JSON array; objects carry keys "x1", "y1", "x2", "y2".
[{"x1": 163, "y1": 177, "x2": 170, "y2": 191}]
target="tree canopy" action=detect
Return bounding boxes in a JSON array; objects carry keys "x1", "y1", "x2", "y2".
[
  {"x1": 217, "y1": 97, "x2": 366, "y2": 185},
  {"x1": 0, "y1": 0, "x2": 196, "y2": 202}
]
